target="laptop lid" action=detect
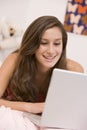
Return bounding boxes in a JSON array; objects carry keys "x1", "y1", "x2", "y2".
[{"x1": 41, "y1": 69, "x2": 87, "y2": 130}]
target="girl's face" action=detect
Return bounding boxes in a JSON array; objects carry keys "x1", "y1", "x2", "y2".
[{"x1": 35, "y1": 27, "x2": 63, "y2": 72}]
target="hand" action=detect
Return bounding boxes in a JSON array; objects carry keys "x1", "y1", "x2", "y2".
[{"x1": 25, "y1": 102, "x2": 45, "y2": 114}]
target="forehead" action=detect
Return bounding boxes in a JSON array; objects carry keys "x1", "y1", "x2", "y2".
[{"x1": 42, "y1": 27, "x2": 62, "y2": 39}]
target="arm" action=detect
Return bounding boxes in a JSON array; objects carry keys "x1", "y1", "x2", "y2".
[
  {"x1": 66, "y1": 58, "x2": 84, "y2": 73},
  {"x1": 0, "y1": 99, "x2": 44, "y2": 113},
  {"x1": 0, "y1": 53, "x2": 44, "y2": 113},
  {"x1": 0, "y1": 53, "x2": 17, "y2": 97}
]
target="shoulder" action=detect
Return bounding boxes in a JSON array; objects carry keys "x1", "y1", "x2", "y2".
[
  {"x1": 0, "y1": 52, "x2": 18, "y2": 72},
  {"x1": 66, "y1": 58, "x2": 84, "y2": 73},
  {"x1": 3, "y1": 52, "x2": 18, "y2": 65},
  {"x1": 0, "y1": 53, "x2": 19, "y2": 97}
]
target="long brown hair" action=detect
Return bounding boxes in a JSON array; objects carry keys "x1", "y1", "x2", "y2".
[{"x1": 3, "y1": 16, "x2": 68, "y2": 102}]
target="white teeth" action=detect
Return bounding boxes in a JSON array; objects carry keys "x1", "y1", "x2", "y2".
[
  {"x1": 46, "y1": 57, "x2": 53, "y2": 59},
  {"x1": 44, "y1": 56, "x2": 55, "y2": 60}
]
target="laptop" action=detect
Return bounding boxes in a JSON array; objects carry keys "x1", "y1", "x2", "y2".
[{"x1": 23, "y1": 69, "x2": 87, "y2": 130}]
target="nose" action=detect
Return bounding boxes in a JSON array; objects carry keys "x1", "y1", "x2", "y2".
[{"x1": 47, "y1": 44, "x2": 54, "y2": 54}]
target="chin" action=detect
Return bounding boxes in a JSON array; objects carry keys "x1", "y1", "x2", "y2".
[{"x1": 44, "y1": 64, "x2": 56, "y2": 69}]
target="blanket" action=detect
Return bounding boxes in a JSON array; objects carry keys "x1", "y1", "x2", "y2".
[
  {"x1": 0, "y1": 105, "x2": 70, "y2": 130},
  {"x1": 0, "y1": 106, "x2": 38, "y2": 130}
]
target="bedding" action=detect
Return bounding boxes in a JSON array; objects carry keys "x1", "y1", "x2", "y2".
[{"x1": 0, "y1": 106, "x2": 70, "y2": 130}]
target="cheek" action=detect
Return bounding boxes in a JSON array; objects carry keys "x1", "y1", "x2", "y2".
[
  {"x1": 56, "y1": 46, "x2": 63, "y2": 54},
  {"x1": 36, "y1": 46, "x2": 46, "y2": 54},
  {"x1": 35, "y1": 47, "x2": 43, "y2": 58}
]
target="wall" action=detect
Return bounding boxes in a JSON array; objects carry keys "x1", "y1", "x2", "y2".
[{"x1": 0, "y1": 0, "x2": 87, "y2": 72}]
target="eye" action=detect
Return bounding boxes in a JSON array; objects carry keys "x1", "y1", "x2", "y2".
[
  {"x1": 54, "y1": 42, "x2": 61, "y2": 46},
  {"x1": 40, "y1": 42, "x2": 47, "y2": 45}
]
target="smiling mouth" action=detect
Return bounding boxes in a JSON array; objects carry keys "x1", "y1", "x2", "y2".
[{"x1": 43, "y1": 55, "x2": 56, "y2": 61}]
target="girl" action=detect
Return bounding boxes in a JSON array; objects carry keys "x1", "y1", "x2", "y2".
[{"x1": 0, "y1": 16, "x2": 84, "y2": 130}]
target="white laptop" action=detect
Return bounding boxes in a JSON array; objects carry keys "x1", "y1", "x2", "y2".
[{"x1": 23, "y1": 69, "x2": 87, "y2": 130}]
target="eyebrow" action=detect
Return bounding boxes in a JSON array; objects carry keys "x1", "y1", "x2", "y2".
[{"x1": 41, "y1": 38, "x2": 62, "y2": 41}]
